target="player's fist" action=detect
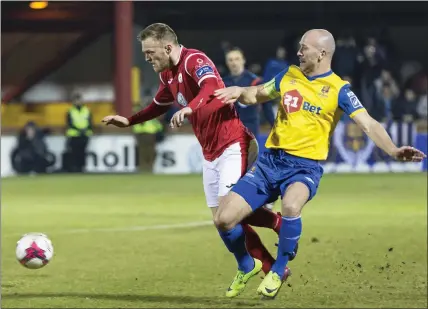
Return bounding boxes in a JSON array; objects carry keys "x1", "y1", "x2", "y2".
[
  {"x1": 214, "y1": 86, "x2": 243, "y2": 105},
  {"x1": 101, "y1": 115, "x2": 129, "y2": 127},
  {"x1": 392, "y1": 146, "x2": 426, "y2": 162}
]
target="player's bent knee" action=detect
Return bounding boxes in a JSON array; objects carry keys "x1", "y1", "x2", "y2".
[
  {"x1": 282, "y1": 182, "x2": 311, "y2": 217},
  {"x1": 213, "y1": 204, "x2": 239, "y2": 231},
  {"x1": 213, "y1": 211, "x2": 236, "y2": 231},
  {"x1": 214, "y1": 192, "x2": 252, "y2": 231},
  {"x1": 282, "y1": 203, "x2": 303, "y2": 217}
]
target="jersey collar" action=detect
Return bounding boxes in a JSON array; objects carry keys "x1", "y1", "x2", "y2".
[{"x1": 305, "y1": 70, "x2": 333, "y2": 81}]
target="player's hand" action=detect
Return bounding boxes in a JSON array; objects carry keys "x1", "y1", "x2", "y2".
[
  {"x1": 214, "y1": 87, "x2": 243, "y2": 104},
  {"x1": 170, "y1": 107, "x2": 193, "y2": 129},
  {"x1": 392, "y1": 146, "x2": 426, "y2": 162},
  {"x1": 101, "y1": 115, "x2": 129, "y2": 127}
]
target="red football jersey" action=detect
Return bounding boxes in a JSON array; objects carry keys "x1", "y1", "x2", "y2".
[{"x1": 154, "y1": 46, "x2": 253, "y2": 161}]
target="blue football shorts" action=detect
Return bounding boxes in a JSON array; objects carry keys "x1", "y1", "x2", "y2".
[{"x1": 232, "y1": 149, "x2": 324, "y2": 211}]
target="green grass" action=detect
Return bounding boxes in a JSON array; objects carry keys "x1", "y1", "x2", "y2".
[{"x1": 1, "y1": 173, "x2": 427, "y2": 308}]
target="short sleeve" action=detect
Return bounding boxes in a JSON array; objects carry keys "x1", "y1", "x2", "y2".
[
  {"x1": 185, "y1": 53, "x2": 218, "y2": 87},
  {"x1": 338, "y1": 84, "x2": 366, "y2": 118},
  {"x1": 154, "y1": 74, "x2": 174, "y2": 105},
  {"x1": 273, "y1": 66, "x2": 290, "y2": 92}
]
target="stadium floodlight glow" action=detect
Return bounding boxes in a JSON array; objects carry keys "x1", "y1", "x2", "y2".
[{"x1": 29, "y1": 1, "x2": 48, "y2": 10}]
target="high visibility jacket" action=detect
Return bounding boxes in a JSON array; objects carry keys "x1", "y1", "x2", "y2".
[{"x1": 66, "y1": 106, "x2": 93, "y2": 137}]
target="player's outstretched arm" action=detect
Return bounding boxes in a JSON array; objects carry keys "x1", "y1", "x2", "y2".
[
  {"x1": 214, "y1": 78, "x2": 280, "y2": 105},
  {"x1": 338, "y1": 85, "x2": 426, "y2": 162},
  {"x1": 102, "y1": 78, "x2": 174, "y2": 127},
  {"x1": 102, "y1": 101, "x2": 171, "y2": 127},
  {"x1": 352, "y1": 111, "x2": 426, "y2": 162}
]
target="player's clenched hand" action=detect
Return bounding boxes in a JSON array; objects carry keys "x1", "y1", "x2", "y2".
[
  {"x1": 214, "y1": 87, "x2": 243, "y2": 104},
  {"x1": 170, "y1": 107, "x2": 193, "y2": 129},
  {"x1": 101, "y1": 115, "x2": 129, "y2": 127},
  {"x1": 392, "y1": 146, "x2": 426, "y2": 162}
]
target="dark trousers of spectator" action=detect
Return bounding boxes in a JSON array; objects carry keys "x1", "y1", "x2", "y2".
[
  {"x1": 136, "y1": 133, "x2": 156, "y2": 173},
  {"x1": 66, "y1": 136, "x2": 89, "y2": 173},
  {"x1": 11, "y1": 148, "x2": 51, "y2": 174}
]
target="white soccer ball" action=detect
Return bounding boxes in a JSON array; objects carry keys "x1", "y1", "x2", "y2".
[{"x1": 16, "y1": 233, "x2": 54, "y2": 269}]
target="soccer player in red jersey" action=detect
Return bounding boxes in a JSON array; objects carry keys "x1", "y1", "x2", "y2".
[{"x1": 102, "y1": 23, "x2": 296, "y2": 278}]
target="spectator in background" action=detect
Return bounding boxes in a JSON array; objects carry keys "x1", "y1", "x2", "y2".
[
  {"x1": 401, "y1": 69, "x2": 427, "y2": 125},
  {"x1": 333, "y1": 32, "x2": 359, "y2": 81},
  {"x1": 357, "y1": 37, "x2": 387, "y2": 83},
  {"x1": 371, "y1": 83, "x2": 397, "y2": 122},
  {"x1": 64, "y1": 93, "x2": 93, "y2": 173},
  {"x1": 366, "y1": 36, "x2": 388, "y2": 65},
  {"x1": 11, "y1": 121, "x2": 53, "y2": 174},
  {"x1": 391, "y1": 88, "x2": 420, "y2": 122},
  {"x1": 374, "y1": 69, "x2": 400, "y2": 99},
  {"x1": 223, "y1": 47, "x2": 275, "y2": 139},
  {"x1": 259, "y1": 46, "x2": 289, "y2": 123},
  {"x1": 262, "y1": 46, "x2": 289, "y2": 83},
  {"x1": 357, "y1": 38, "x2": 387, "y2": 114}
]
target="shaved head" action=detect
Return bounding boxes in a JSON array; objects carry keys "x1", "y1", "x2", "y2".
[
  {"x1": 297, "y1": 29, "x2": 335, "y2": 75},
  {"x1": 301, "y1": 29, "x2": 336, "y2": 56}
]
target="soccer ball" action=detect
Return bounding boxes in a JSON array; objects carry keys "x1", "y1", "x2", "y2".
[{"x1": 16, "y1": 233, "x2": 54, "y2": 269}]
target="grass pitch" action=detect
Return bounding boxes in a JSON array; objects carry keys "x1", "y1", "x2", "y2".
[{"x1": 1, "y1": 173, "x2": 427, "y2": 308}]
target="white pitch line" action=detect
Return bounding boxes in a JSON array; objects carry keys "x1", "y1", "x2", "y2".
[{"x1": 65, "y1": 220, "x2": 213, "y2": 234}]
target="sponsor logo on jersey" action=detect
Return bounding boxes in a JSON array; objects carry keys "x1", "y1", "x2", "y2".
[
  {"x1": 302, "y1": 102, "x2": 322, "y2": 115},
  {"x1": 283, "y1": 90, "x2": 322, "y2": 115},
  {"x1": 196, "y1": 65, "x2": 214, "y2": 78},
  {"x1": 177, "y1": 92, "x2": 188, "y2": 107},
  {"x1": 346, "y1": 90, "x2": 363, "y2": 108},
  {"x1": 178, "y1": 73, "x2": 183, "y2": 83}
]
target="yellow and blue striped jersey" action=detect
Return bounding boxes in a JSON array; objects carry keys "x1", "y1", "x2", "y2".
[{"x1": 264, "y1": 65, "x2": 366, "y2": 160}]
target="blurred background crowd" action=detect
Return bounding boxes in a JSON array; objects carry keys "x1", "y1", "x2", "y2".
[
  {"x1": 1, "y1": 1, "x2": 427, "y2": 175},
  {"x1": 160, "y1": 33, "x2": 427, "y2": 127}
]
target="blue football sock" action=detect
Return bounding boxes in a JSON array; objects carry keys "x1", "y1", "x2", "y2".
[
  {"x1": 271, "y1": 216, "x2": 302, "y2": 277},
  {"x1": 218, "y1": 224, "x2": 255, "y2": 273}
]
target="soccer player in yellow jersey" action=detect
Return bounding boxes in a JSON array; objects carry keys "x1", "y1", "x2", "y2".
[{"x1": 213, "y1": 29, "x2": 426, "y2": 299}]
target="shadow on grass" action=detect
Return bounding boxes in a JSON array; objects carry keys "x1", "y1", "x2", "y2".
[{"x1": 2, "y1": 292, "x2": 261, "y2": 307}]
